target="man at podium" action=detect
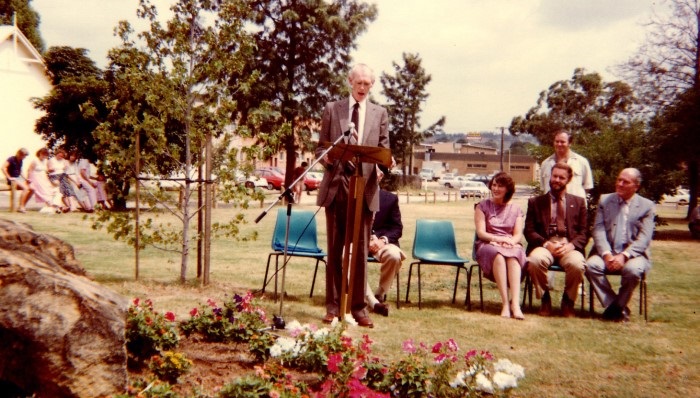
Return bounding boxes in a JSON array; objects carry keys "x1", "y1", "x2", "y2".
[{"x1": 315, "y1": 63, "x2": 390, "y2": 328}]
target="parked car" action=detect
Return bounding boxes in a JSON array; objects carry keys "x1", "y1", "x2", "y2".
[
  {"x1": 234, "y1": 171, "x2": 267, "y2": 189},
  {"x1": 662, "y1": 187, "x2": 689, "y2": 205},
  {"x1": 442, "y1": 175, "x2": 472, "y2": 189},
  {"x1": 459, "y1": 181, "x2": 490, "y2": 198},
  {"x1": 303, "y1": 172, "x2": 321, "y2": 192},
  {"x1": 254, "y1": 168, "x2": 285, "y2": 190}
]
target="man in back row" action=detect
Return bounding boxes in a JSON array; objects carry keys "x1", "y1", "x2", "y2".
[{"x1": 540, "y1": 129, "x2": 593, "y2": 292}]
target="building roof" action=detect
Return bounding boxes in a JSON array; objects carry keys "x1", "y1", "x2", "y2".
[{"x1": 0, "y1": 24, "x2": 45, "y2": 67}]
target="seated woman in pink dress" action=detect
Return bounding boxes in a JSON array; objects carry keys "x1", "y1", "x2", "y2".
[
  {"x1": 27, "y1": 148, "x2": 60, "y2": 213},
  {"x1": 474, "y1": 171, "x2": 526, "y2": 320}
]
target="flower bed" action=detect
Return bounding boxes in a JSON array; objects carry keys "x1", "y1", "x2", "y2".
[{"x1": 122, "y1": 293, "x2": 526, "y2": 397}]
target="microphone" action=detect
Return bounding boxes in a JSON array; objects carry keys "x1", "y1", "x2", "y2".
[{"x1": 344, "y1": 122, "x2": 355, "y2": 137}]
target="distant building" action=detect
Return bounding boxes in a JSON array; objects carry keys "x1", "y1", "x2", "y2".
[
  {"x1": 0, "y1": 23, "x2": 51, "y2": 158},
  {"x1": 413, "y1": 143, "x2": 537, "y2": 184}
]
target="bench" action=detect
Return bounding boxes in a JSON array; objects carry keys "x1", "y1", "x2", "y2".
[{"x1": 0, "y1": 180, "x2": 17, "y2": 212}]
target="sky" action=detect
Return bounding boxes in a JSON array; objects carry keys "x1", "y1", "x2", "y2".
[{"x1": 31, "y1": 0, "x2": 658, "y2": 134}]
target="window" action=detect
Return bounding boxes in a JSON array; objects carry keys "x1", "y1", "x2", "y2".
[
  {"x1": 510, "y1": 165, "x2": 530, "y2": 170},
  {"x1": 467, "y1": 163, "x2": 487, "y2": 169}
]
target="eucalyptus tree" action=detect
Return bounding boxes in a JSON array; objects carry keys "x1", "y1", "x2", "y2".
[
  {"x1": 32, "y1": 46, "x2": 106, "y2": 160},
  {"x1": 92, "y1": 0, "x2": 258, "y2": 282},
  {"x1": 618, "y1": 0, "x2": 700, "y2": 217},
  {"x1": 509, "y1": 68, "x2": 678, "y2": 203},
  {"x1": 380, "y1": 52, "x2": 445, "y2": 175},
  {"x1": 232, "y1": 0, "x2": 378, "y2": 184}
]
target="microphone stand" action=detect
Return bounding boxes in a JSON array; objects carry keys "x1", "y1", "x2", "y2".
[{"x1": 254, "y1": 128, "x2": 352, "y2": 329}]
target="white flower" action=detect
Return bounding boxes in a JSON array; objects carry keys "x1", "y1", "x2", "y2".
[
  {"x1": 493, "y1": 371, "x2": 518, "y2": 390},
  {"x1": 331, "y1": 317, "x2": 340, "y2": 327},
  {"x1": 313, "y1": 328, "x2": 330, "y2": 339},
  {"x1": 494, "y1": 358, "x2": 525, "y2": 379},
  {"x1": 344, "y1": 313, "x2": 358, "y2": 326},
  {"x1": 269, "y1": 344, "x2": 282, "y2": 358},
  {"x1": 475, "y1": 372, "x2": 494, "y2": 394},
  {"x1": 449, "y1": 371, "x2": 467, "y2": 388},
  {"x1": 285, "y1": 320, "x2": 302, "y2": 332}
]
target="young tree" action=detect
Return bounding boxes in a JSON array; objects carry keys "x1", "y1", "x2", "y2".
[
  {"x1": 91, "y1": 0, "x2": 258, "y2": 283},
  {"x1": 1, "y1": 0, "x2": 44, "y2": 52},
  {"x1": 380, "y1": 52, "x2": 445, "y2": 175},
  {"x1": 232, "y1": 0, "x2": 378, "y2": 185},
  {"x1": 618, "y1": 0, "x2": 700, "y2": 217}
]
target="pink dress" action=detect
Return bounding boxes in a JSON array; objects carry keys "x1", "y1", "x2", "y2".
[
  {"x1": 475, "y1": 199, "x2": 527, "y2": 281},
  {"x1": 28, "y1": 158, "x2": 57, "y2": 205}
]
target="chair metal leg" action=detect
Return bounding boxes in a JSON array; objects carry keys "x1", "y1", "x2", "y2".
[
  {"x1": 417, "y1": 263, "x2": 422, "y2": 310},
  {"x1": 405, "y1": 262, "x2": 416, "y2": 304},
  {"x1": 395, "y1": 271, "x2": 401, "y2": 309},
  {"x1": 451, "y1": 267, "x2": 461, "y2": 304},
  {"x1": 262, "y1": 253, "x2": 275, "y2": 294}
]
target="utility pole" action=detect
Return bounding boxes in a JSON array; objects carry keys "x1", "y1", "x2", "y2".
[{"x1": 498, "y1": 126, "x2": 505, "y2": 171}]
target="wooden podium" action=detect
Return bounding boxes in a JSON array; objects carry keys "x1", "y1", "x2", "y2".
[{"x1": 322, "y1": 142, "x2": 392, "y2": 318}]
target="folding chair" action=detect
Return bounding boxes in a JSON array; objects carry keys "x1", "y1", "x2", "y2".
[
  {"x1": 589, "y1": 270, "x2": 648, "y2": 322},
  {"x1": 522, "y1": 262, "x2": 586, "y2": 312},
  {"x1": 405, "y1": 219, "x2": 469, "y2": 309},
  {"x1": 262, "y1": 208, "x2": 326, "y2": 299}
]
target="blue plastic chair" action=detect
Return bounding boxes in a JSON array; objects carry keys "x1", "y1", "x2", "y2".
[
  {"x1": 405, "y1": 219, "x2": 469, "y2": 309},
  {"x1": 262, "y1": 208, "x2": 326, "y2": 299}
]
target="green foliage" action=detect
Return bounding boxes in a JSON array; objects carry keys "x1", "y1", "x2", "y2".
[
  {"x1": 125, "y1": 298, "x2": 180, "y2": 368},
  {"x1": 149, "y1": 351, "x2": 192, "y2": 384},
  {"x1": 219, "y1": 363, "x2": 307, "y2": 398},
  {"x1": 118, "y1": 378, "x2": 180, "y2": 398},
  {"x1": 0, "y1": 0, "x2": 44, "y2": 52},
  {"x1": 179, "y1": 293, "x2": 270, "y2": 351},
  {"x1": 381, "y1": 53, "x2": 445, "y2": 173},
  {"x1": 233, "y1": 0, "x2": 378, "y2": 181}
]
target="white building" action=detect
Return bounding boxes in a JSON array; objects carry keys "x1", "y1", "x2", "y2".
[{"x1": 0, "y1": 23, "x2": 51, "y2": 161}]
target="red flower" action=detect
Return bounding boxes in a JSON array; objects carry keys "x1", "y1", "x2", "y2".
[
  {"x1": 327, "y1": 353, "x2": 343, "y2": 373},
  {"x1": 189, "y1": 307, "x2": 199, "y2": 317},
  {"x1": 164, "y1": 311, "x2": 176, "y2": 322},
  {"x1": 432, "y1": 341, "x2": 443, "y2": 353},
  {"x1": 132, "y1": 298, "x2": 140, "y2": 306}
]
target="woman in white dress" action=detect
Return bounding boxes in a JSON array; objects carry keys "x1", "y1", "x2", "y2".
[{"x1": 27, "y1": 148, "x2": 60, "y2": 213}]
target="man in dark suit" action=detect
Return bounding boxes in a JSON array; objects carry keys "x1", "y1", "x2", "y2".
[
  {"x1": 365, "y1": 183, "x2": 405, "y2": 317},
  {"x1": 315, "y1": 64, "x2": 389, "y2": 328},
  {"x1": 525, "y1": 163, "x2": 588, "y2": 317},
  {"x1": 587, "y1": 168, "x2": 654, "y2": 322}
]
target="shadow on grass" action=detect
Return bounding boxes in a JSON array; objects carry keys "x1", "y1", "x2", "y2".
[{"x1": 654, "y1": 218, "x2": 696, "y2": 241}]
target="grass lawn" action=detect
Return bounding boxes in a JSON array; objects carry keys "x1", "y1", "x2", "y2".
[{"x1": 3, "y1": 192, "x2": 699, "y2": 397}]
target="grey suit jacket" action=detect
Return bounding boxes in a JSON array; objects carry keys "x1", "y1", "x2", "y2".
[
  {"x1": 315, "y1": 98, "x2": 389, "y2": 212},
  {"x1": 590, "y1": 193, "x2": 655, "y2": 259}
]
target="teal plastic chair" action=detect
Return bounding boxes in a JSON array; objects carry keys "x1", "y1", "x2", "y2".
[
  {"x1": 262, "y1": 208, "x2": 326, "y2": 299},
  {"x1": 405, "y1": 219, "x2": 469, "y2": 309}
]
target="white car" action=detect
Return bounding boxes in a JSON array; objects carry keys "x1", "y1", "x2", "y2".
[
  {"x1": 235, "y1": 171, "x2": 268, "y2": 189},
  {"x1": 662, "y1": 188, "x2": 689, "y2": 205},
  {"x1": 459, "y1": 181, "x2": 490, "y2": 198}
]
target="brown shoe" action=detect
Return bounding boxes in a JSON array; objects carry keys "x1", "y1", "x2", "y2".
[
  {"x1": 354, "y1": 315, "x2": 374, "y2": 328},
  {"x1": 539, "y1": 291, "x2": 552, "y2": 317},
  {"x1": 561, "y1": 293, "x2": 576, "y2": 318},
  {"x1": 373, "y1": 302, "x2": 389, "y2": 317},
  {"x1": 322, "y1": 313, "x2": 337, "y2": 324}
]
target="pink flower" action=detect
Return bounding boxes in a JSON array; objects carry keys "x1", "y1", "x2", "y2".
[
  {"x1": 360, "y1": 334, "x2": 373, "y2": 353},
  {"x1": 434, "y1": 353, "x2": 447, "y2": 363},
  {"x1": 466, "y1": 349, "x2": 478, "y2": 360},
  {"x1": 328, "y1": 353, "x2": 343, "y2": 373},
  {"x1": 481, "y1": 350, "x2": 494, "y2": 361},
  {"x1": 207, "y1": 298, "x2": 217, "y2": 307},
  {"x1": 402, "y1": 339, "x2": 416, "y2": 354},
  {"x1": 164, "y1": 311, "x2": 176, "y2": 322},
  {"x1": 446, "y1": 338, "x2": 459, "y2": 352},
  {"x1": 269, "y1": 390, "x2": 280, "y2": 398},
  {"x1": 352, "y1": 364, "x2": 368, "y2": 380},
  {"x1": 432, "y1": 341, "x2": 443, "y2": 353}
]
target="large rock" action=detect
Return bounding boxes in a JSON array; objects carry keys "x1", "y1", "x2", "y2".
[{"x1": 0, "y1": 219, "x2": 129, "y2": 398}]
